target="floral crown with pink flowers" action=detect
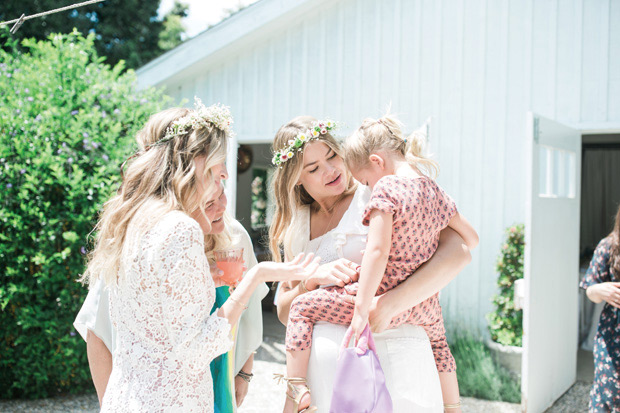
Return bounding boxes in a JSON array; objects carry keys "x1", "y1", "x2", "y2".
[
  {"x1": 148, "y1": 97, "x2": 234, "y2": 149},
  {"x1": 272, "y1": 120, "x2": 337, "y2": 166}
]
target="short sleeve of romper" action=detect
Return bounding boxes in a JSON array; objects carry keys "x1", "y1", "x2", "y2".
[
  {"x1": 433, "y1": 181, "x2": 458, "y2": 229},
  {"x1": 580, "y1": 238, "x2": 613, "y2": 289},
  {"x1": 361, "y1": 176, "x2": 402, "y2": 226},
  {"x1": 362, "y1": 175, "x2": 458, "y2": 230}
]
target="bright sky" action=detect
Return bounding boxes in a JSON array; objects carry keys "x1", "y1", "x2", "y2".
[{"x1": 158, "y1": 0, "x2": 260, "y2": 38}]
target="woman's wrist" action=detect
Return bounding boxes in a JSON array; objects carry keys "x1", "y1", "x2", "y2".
[
  {"x1": 236, "y1": 369, "x2": 253, "y2": 383},
  {"x1": 586, "y1": 284, "x2": 603, "y2": 304},
  {"x1": 375, "y1": 291, "x2": 399, "y2": 316},
  {"x1": 249, "y1": 263, "x2": 269, "y2": 284}
]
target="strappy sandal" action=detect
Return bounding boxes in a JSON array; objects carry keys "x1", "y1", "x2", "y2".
[{"x1": 273, "y1": 374, "x2": 318, "y2": 413}]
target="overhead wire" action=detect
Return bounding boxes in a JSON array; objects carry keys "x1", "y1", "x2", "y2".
[{"x1": 0, "y1": 0, "x2": 106, "y2": 33}]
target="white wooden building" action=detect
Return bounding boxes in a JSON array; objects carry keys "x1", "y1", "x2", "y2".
[{"x1": 137, "y1": 0, "x2": 620, "y2": 410}]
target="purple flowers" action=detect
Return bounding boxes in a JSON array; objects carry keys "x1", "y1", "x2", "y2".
[
  {"x1": 101, "y1": 111, "x2": 107, "y2": 118},
  {"x1": 113, "y1": 109, "x2": 121, "y2": 115},
  {"x1": 67, "y1": 157, "x2": 74, "y2": 164},
  {"x1": 70, "y1": 331, "x2": 76, "y2": 337},
  {"x1": 6, "y1": 183, "x2": 12, "y2": 188},
  {"x1": 35, "y1": 114, "x2": 42, "y2": 122},
  {"x1": 71, "y1": 110, "x2": 79, "y2": 116},
  {"x1": 27, "y1": 97, "x2": 34, "y2": 102},
  {"x1": 80, "y1": 246, "x2": 86, "y2": 255},
  {"x1": 102, "y1": 154, "x2": 109, "y2": 161},
  {"x1": 83, "y1": 132, "x2": 89, "y2": 138},
  {"x1": 20, "y1": 169, "x2": 26, "y2": 174}
]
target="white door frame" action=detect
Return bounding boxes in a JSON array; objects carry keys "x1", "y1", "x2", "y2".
[{"x1": 522, "y1": 112, "x2": 582, "y2": 412}]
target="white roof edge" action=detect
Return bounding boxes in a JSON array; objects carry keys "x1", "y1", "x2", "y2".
[
  {"x1": 569, "y1": 122, "x2": 620, "y2": 134},
  {"x1": 136, "y1": 0, "x2": 325, "y2": 89}
]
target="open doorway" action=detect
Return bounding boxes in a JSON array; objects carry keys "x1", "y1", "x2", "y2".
[
  {"x1": 577, "y1": 133, "x2": 620, "y2": 382},
  {"x1": 234, "y1": 143, "x2": 278, "y2": 309}
]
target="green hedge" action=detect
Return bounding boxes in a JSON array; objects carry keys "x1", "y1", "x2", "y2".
[
  {"x1": 487, "y1": 224, "x2": 525, "y2": 347},
  {"x1": 0, "y1": 29, "x2": 169, "y2": 399},
  {"x1": 451, "y1": 333, "x2": 521, "y2": 403}
]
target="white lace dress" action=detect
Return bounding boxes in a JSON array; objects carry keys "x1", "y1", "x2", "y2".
[{"x1": 101, "y1": 211, "x2": 232, "y2": 412}]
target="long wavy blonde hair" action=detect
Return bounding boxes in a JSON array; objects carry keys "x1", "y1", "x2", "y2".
[
  {"x1": 268, "y1": 116, "x2": 356, "y2": 262},
  {"x1": 83, "y1": 107, "x2": 231, "y2": 286},
  {"x1": 344, "y1": 114, "x2": 439, "y2": 178}
]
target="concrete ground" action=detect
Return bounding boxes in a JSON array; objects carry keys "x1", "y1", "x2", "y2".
[
  {"x1": 241, "y1": 311, "x2": 523, "y2": 413},
  {"x1": 244, "y1": 311, "x2": 591, "y2": 413},
  {"x1": 0, "y1": 311, "x2": 591, "y2": 412}
]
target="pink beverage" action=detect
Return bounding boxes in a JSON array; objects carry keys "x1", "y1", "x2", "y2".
[
  {"x1": 216, "y1": 261, "x2": 244, "y2": 285},
  {"x1": 214, "y1": 248, "x2": 245, "y2": 285}
]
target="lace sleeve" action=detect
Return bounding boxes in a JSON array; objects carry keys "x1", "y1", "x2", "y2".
[{"x1": 159, "y1": 217, "x2": 233, "y2": 372}]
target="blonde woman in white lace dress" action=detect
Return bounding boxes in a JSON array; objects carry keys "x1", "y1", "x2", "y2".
[{"x1": 82, "y1": 102, "x2": 318, "y2": 412}]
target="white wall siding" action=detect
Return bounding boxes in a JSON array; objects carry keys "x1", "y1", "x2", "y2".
[{"x1": 141, "y1": 0, "x2": 620, "y2": 332}]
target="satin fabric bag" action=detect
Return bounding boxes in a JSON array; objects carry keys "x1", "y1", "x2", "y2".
[{"x1": 329, "y1": 325, "x2": 393, "y2": 413}]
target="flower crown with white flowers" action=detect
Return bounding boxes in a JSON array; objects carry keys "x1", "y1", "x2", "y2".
[
  {"x1": 149, "y1": 97, "x2": 234, "y2": 148},
  {"x1": 272, "y1": 120, "x2": 337, "y2": 166}
]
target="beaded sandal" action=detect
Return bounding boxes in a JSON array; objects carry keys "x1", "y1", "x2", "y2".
[{"x1": 274, "y1": 374, "x2": 318, "y2": 413}]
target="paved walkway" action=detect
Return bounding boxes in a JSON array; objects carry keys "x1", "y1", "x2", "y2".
[{"x1": 0, "y1": 311, "x2": 589, "y2": 412}]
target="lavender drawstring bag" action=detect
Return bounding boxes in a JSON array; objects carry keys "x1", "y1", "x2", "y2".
[{"x1": 329, "y1": 324, "x2": 393, "y2": 413}]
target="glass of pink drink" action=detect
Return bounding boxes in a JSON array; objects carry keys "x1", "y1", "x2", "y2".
[{"x1": 214, "y1": 248, "x2": 245, "y2": 285}]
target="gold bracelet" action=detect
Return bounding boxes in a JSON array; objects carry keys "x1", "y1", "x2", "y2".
[
  {"x1": 300, "y1": 279, "x2": 310, "y2": 293},
  {"x1": 229, "y1": 296, "x2": 248, "y2": 310},
  {"x1": 444, "y1": 401, "x2": 461, "y2": 409}
]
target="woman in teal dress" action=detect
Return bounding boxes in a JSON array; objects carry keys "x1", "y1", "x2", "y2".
[
  {"x1": 580, "y1": 204, "x2": 620, "y2": 412},
  {"x1": 211, "y1": 286, "x2": 237, "y2": 413}
]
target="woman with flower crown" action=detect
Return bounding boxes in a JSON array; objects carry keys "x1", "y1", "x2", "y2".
[
  {"x1": 81, "y1": 101, "x2": 320, "y2": 412},
  {"x1": 270, "y1": 116, "x2": 471, "y2": 412}
]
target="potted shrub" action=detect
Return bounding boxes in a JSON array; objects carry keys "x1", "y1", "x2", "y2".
[{"x1": 487, "y1": 224, "x2": 525, "y2": 376}]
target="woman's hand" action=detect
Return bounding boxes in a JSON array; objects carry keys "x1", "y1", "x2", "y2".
[
  {"x1": 256, "y1": 253, "x2": 321, "y2": 283},
  {"x1": 210, "y1": 264, "x2": 247, "y2": 288},
  {"x1": 304, "y1": 258, "x2": 359, "y2": 290},
  {"x1": 210, "y1": 265, "x2": 226, "y2": 288},
  {"x1": 342, "y1": 293, "x2": 395, "y2": 334},
  {"x1": 587, "y1": 282, "x2": 620, "y2": 308},
  {"x1": 367, "y1": 293, "x2": 398, "y2": 334},
  {"x1": 234, "y1": 375, "x2": 249, "y2": 407}
]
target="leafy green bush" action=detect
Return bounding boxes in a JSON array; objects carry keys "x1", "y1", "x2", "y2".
[
  {"x1": 0, "y1": 30, "x2": 169, "y2": 399},
  {"x1": 487, "y1": 224, "x2": 525, "y2": 347},
  {"x1": 450, "y1": 333, "x2": 521, "y2": 403}
]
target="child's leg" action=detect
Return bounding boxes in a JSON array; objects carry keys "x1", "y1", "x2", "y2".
[
  {"x1": 284, "y1": 288, "x2": 355, "y2": 412},
  {"x1": 420, "y1": 312, "x2": 460, "y2": 412},
  {"x1": 439, "y1": 372, "x2": 461, "y2": 412},
  {"x1": 284, "y1": 348, "x2": 313, "y2": 413},
  {"x1": 398, "y1": 296, "x2": 461, "y2": 412}
]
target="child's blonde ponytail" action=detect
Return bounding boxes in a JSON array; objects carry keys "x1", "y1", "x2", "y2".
[
  {"x1": 345, "y1": 113, "x2": 439, "y2": 179},
  {"x1": 404, "y1": 120, "x2": 439, "y2": 178}
]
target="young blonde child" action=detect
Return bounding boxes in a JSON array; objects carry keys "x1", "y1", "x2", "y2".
[
  {"x1": 282, "y1": 114, "x2": 478, "y2": 413},
  {"x1": 343, "y1": 115, "x2": 478, "y2": 412}
]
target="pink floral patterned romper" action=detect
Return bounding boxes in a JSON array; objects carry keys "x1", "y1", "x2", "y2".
[{"x1": 286, "y1": 175, "x2": 458, "y2": 372}]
